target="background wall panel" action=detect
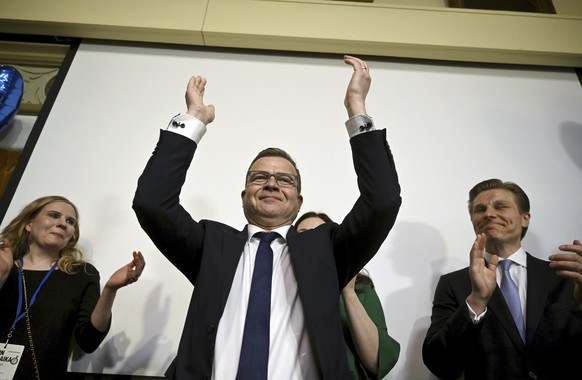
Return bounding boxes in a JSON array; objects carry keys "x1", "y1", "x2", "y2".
[{"x1": 1, "y1": 41, "x2": 581, "y2": 378}]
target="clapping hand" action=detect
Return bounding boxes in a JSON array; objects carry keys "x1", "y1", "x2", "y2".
[
  {"x1": 549, "y1": 240, "x2": 582, "y2": 305},
  {"x1": 104, "y1": 251, "x2": 146, "y2": 290}
]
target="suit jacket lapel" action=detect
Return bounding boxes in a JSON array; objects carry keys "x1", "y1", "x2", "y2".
[
  {"x1": 488, "y1": 288, "x2": 525, "y2": 350},
  {"x1": 220, "y1": 227, "x2": 248, "y2": 310},
  {"x1": 525, "y1": 253, "x2": 552, "y2": 346},
  {"x1": 285, "y1": 227, "x2": 316, "y2": 294},
  {"x1": 482, "y1": 258, "x2": 525, "y2": 350}
]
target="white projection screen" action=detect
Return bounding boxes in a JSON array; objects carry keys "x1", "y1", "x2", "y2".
[{"x1": 2, "y1": 41, "x2": 582, "y2": 379}]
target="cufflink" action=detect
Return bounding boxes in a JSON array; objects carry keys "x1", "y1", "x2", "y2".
[
  {"x1": 167, "y1": 113, "x2": 189, "y2": 129},
  {"x1": 171, "y1": 120, "x2": 186, "y2": 128},
  {"x1": 359, "y1": 122, "x2": 373, "y2": 132}
]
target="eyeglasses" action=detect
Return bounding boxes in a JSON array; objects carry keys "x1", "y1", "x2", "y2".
[{"x1": 246, "y1": 170, "x2": 298, "y2": 188}]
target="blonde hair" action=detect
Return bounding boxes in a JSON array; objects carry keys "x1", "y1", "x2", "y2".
[{"x1": 1, "y1": 195, "x2": 85, "y2": 274}]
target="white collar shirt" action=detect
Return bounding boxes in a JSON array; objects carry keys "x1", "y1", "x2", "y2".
[
  {"x1": 469, "y1": 247, "x2": 528, "y2": 323},
  {"x1": 494, "y1": 248, "x2": 528, "y2": 321},
  {"x1": 212, "y1": 224, "x2": 319, "y2": 380}
]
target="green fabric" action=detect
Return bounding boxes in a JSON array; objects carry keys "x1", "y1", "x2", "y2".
[{"x1": 339, "y1": 282, "x2": 400, "y2": 379}]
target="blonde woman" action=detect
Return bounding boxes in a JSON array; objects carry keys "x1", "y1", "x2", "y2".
[{"x1": 0, "y1": 195, "x2": 145, "y2": 380}]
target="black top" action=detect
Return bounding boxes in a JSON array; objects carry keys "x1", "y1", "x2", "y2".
[{"x1": 0, "y1": 263, "x2": 109, "y2": 379}]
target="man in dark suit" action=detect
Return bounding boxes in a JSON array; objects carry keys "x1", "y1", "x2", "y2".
[
  {"x1": 423, "y1": 178, "x2": 582, "y2": 380},
  {"x1": 133, "y1": 55, "x2": 401, "y2": 379}
]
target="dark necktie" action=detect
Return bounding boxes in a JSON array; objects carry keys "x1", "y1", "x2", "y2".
[
  {"x1": 499, "y1": 259, "x2": 525, "y2": 342},
  {"x1": 236, "y1": 232, "x2": 278, "y2": 380}
]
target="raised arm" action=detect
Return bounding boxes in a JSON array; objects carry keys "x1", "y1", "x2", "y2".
[
  {"x1": 133, "y1": 76, "x2": 216, "y2": 282},
  {"x1": 90, "y1": 251, "x2": 145, "y2": 331},
  {"x1": 333, "y1": 55, "x2": 401, "y2": 287}
]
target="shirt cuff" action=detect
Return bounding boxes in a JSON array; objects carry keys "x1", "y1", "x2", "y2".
[
  {"x1": 466, "y1": 299, "x2": 487, "y2": 324},
  {"x1": 345, "y1": 113, "x2": 378, "y2": 138},
  {"x1": 164, "y1": 113, "x2": 207, "y2": 144}
]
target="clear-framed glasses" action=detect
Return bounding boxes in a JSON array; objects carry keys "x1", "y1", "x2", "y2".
[{"x1": 246, "y1": 170, "x2": 298, "y2": 188}]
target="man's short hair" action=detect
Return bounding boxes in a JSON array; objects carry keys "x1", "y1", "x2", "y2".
[{"x1": 246, "y1": 147, "x2": 302, "y2": 193}]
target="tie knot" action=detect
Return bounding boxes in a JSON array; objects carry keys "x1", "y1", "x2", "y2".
[
  {"x1": 499, "y1": 259, "x2": 513, "y2": 272},
  {"x1": 254, "y1": 231, "x2": 279, "y2": 244}
]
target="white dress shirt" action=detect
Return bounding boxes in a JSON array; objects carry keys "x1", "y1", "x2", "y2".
[{"x1": 468, "y1": 247, "x2": 528, "y2": 323}]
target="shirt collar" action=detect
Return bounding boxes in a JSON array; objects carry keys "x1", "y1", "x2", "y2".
[
  {"x1": 247, "y1": 224, "x2": 291, "y2": 242},
  {"x1": 485, "y1": 246, "x2": 527, "y2": 268}
]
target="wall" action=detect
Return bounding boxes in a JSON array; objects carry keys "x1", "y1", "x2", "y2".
[
  {"x1": 1, "y1": 0, "x2": 582, "y2": 67},
  {"x1": 1, "y1": 41, "x2": 582, "y2": 379}
]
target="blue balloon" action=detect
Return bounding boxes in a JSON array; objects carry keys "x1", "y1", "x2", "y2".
[{"x1": 0, "y1": 65, "x2": 24, "y2": 133}]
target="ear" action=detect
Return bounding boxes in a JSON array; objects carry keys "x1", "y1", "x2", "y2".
[
  {"x1": 241, "y1": 190, "x2": 246, "y2": 206},
  {"x1": 297, "y1": 194, "x2": 303, "y2": 210},
  {"x1": 521, "y1": 212, "x2": 531, "y2": 227},
  {"x1": 25, "y1": 221, "x2": 32, "y2": 232}
]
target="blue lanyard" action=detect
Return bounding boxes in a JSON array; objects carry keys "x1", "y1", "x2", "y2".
[{"x1": 10, "y1": 258, "x2": 59, "y2": 331}]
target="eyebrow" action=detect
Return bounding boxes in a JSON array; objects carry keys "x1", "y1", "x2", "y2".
[{"x1": 47, "y1": 209, "x2": 77, "y2": 221}]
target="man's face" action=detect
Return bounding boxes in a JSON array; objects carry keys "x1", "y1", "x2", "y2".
[
  {"x1": 241, "y1": 156, "x2": 303, "y2": 229},
  {"x1": 470, "y1": 188, "x2": 530, "y2": 247}
]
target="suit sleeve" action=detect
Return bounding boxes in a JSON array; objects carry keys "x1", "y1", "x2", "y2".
[
  {"x1": 422, "y1": 273, "x2": 483, "y2": 380},
  {"x1": 334, "y1": 129, "x2": 402, "y2": 287},
  {"x1": 133, "y1": 130, "x2": 205, "y2": 283}
]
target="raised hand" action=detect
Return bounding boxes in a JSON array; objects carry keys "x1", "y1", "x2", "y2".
[
  {"x1": 467, "y1": 233, "x2": 499, "y2": 314},
  {"x1": 104, "y1": 251, "x2": 146, "y2": 290},
  {"x1": 549, "y1": 239, "x2": 582, "y2": 305},
  {"x1": 185, "y1": 75, "x2": 215, "y2": 125},
  {"x1": 0, "y1": 239, "x2": 14, "y2": 289},
  {"x1": 343, "y1": 55, "x2": 372, "y2": 118}
]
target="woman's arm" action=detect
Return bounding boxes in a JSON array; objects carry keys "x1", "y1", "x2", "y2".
[{"x1": 90, "y1": 251, "x2": 145, "y2": 331}]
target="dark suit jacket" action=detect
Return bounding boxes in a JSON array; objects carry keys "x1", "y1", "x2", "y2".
[
  {"x1": 133, "y1": 129, "x2": 401, "y2": 379},
  {"x1": 423, "y1": 253, "x2": 582, "y2": 380}
]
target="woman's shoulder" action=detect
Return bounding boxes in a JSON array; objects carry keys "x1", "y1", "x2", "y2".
[{"x1": 62, "y1": 261, "x2": 100, "y2": 280}]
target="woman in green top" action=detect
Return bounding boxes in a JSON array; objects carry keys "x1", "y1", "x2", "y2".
[{"x1": 296, "y1": 211, "x2": 400, "y2": 379}]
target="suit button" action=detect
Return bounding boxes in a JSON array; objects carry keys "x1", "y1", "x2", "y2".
[
  {"x1": 207, "y1": 323, "x2": 217, "y2": 334},
  {"x1": 528, "y1": 371, "x2": 537, "y2": 379}
]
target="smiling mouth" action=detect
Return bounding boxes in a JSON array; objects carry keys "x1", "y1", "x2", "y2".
[
  {"x1": 481, "y1": 223, "x2": 504, "y2": 232},
  {"x1": 260, "y1": 195, "x2": 281, "y2": 201}
]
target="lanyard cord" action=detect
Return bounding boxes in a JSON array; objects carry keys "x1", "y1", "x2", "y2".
[{"x1": 9, "y1": 258, "x2": 59, "y2": 333}]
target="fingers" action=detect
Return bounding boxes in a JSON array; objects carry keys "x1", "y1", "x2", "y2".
[
  {"x1": 558, "y1": 240, "x2": 582, "y2": 254},
  {"x1": 344, "y1": 55, "x2": 369, "y2": 72},
  {"x1": 549, "y1": 240, "x2": 582, "y2": 279},
  {"x1": 186, "y1": 76, "x2": 206, "y2": 104},
  {"x1": 469, "y1": 233, "x2": 487, "y2": 263},
  {"x1": 185, "y1": 75, "x2": 216, "y2": 125},
  {"x1": 343, "y1": 55, "x2": 371, "y2": 117},
  {"x1": 0, "y1": 238, "x2": 11, "y2": 251},
  {"x1": 549, "y1": 254, "x2": 582, "y2": 275},
  {"x1": 188, "y1": 75, "x2": 207, "y2": 95},
  {"x1": 0, "y1": 239, "x2": 14, "y2": 262},
  {"x1": 127, "y1": 251, "x2": 145, "y2": 284}
]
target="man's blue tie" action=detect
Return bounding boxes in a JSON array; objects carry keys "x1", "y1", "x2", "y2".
[
  {"x1": 236, "y1": 232, "x2": 278, "y2": 380},
  {"x1": 499, "y1": 259, "x2": 525, "y2": 342}
]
